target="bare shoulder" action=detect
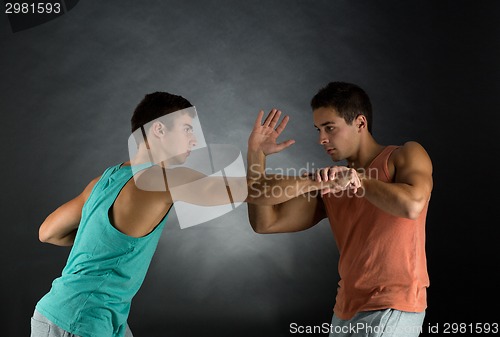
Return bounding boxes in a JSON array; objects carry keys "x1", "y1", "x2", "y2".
[
  {"x1": 393, "y1": 141, "x2": 431, "y2": 161},
  {"x1": 399, "y1": 141, "x2": 428, "y2": 153},
  {"x1": 391, "y1": 141, "x2": 433, "y2": 173},
  {"x1": 81, "y1": 175, "x2": 102, "y2": 200}
]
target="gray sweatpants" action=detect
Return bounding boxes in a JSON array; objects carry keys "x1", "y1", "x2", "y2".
[
  {"x1": 30, "y1": 309, "x2": 134, "y2": 337},
  {"x1": 329, "y1": 309, "x2": 425, "y2": 337}
]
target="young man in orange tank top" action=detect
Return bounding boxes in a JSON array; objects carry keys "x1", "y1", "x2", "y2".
[{"x1": 246, "y1": 81, "x2": 433, "y2": 336}]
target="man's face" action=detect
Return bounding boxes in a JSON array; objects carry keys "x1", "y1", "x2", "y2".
[
  {"x1": 160, "y1": 112, "x2": 197, "y2": 165},
  {"x1": 313, "y1": 106, "x2": 358, "y2": 162}
]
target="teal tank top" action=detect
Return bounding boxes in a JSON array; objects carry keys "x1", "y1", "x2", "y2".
[{"x1": 36, "y1": 162, "x2": 169, "y2": 337}]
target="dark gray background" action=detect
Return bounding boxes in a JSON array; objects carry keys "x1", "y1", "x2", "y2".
[{"x1": 1, "y1": 1, "x2": 499, "y2": 336}]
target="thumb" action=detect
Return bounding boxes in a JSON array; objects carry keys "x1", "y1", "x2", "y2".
[{"x1": 276, "y1": 139, "x2": 295, "y2": 151}]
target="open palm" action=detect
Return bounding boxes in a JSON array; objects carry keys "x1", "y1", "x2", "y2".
[{"x1": 248, "y1": 109, "x2": 295, "y2": 155}]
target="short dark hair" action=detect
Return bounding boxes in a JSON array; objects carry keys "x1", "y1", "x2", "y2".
[
  {"x1": 310, "y1": 82, "x2": 373, "y2": 133},
  {"x1": 131, "y1": 91, "x2": 194, "y2": 133}
]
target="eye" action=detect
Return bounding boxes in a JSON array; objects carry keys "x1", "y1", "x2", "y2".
[{"x1": 326, "y1": 126, "x2": 335, "y2": 132}]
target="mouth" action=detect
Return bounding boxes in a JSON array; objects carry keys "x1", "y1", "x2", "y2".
[{"x1": 325, "y1": 148, "x2": 335, "y2": 155}]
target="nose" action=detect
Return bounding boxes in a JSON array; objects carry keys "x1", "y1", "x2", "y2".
[
  {"x1": 190, "y1": 133, "x2": 197, "y2": 147},
  {"x1": 318, "y1": 130, "x2": 329, "y2": 145}
]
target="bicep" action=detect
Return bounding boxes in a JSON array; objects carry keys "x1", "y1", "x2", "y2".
[
  {"x1": 47, "y1": 195, "x2": 86, "y2": 227},
  {"x1": 266, "y1": 193, "x2": 326, "y2": 233},
  {"x1": 39, "y1": 175, "x2": 100, "y2": 244},
  {"x1": 394, "y1": 142, "x2": 433, "y2": 200},
  {"x1": 46, "y1": 175, "x2": 100, "y2": 224}
]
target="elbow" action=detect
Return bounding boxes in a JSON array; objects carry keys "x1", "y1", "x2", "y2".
[
  {"x1": 38, "y1": 225, "x2": 73, "y2": 246},
  {"x1": 250, "y1": 223, "x2": 268, "y2": 234},
  {"x1": 406, "y1": 209, "x2": 420, "y2": 221},
  {"x1": 38, "y1": 225, "x2": 52, "y2": 243},
  {"x1": 39, "y1": 230, "x2": 49, "y2": 243},
  {"x1": 38, "y1": 221, "x2": 57, "y2": 243},
  {"x1": 404, "y1": 200, "x2": 427, "y2": 220},
  {"x1": 249, "y1": 219, "x2": 272, "y2": 234},
  {"x1": 252, "y1": 228, "x2": 266, "y2": 234}
]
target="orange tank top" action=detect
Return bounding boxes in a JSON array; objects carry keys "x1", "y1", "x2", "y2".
[{"x1": 322, "y1": 145, "x2": 429, "y2": 320}]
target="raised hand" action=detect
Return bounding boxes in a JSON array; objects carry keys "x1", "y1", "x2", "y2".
[{"x1": 248, "y1": 109, "x2": 295, "y2": 155}]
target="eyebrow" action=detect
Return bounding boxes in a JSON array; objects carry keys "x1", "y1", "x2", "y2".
[
  {"x1": 183, "y1": 123, "x2": 193, "y2": 129},
  {"x1": 314, "y1": 121, "x2": 336, "y2": 128}
]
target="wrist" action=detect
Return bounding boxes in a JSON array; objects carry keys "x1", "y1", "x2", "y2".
[
  {"x1": 247, "y1": 146, "x2": 266, "y2": 157},
  {"x1": 302, "y1": 175, "x2": 322, "y2": 192},
  {"x1": 358, "y1": 171, "x2": 368, "y2": 186},
  {"x1": 247, "y1": 151, "x2": 266, "y2": 179}
]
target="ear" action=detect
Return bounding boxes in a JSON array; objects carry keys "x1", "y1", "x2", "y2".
[
  {"x1": 355, "y1": 114, "x2": 367, "y2": 132},
  {"x1": 152, "y1": 121, "x2": 166, "y2": 138}
]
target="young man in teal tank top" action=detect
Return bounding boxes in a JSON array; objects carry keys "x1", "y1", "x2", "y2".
[
  {"x1": 32, "y1": 92, "x2": 257, "y2": 337},
  {"x1": 31, "y1": 92, "x2": 202, "y2": 337}
]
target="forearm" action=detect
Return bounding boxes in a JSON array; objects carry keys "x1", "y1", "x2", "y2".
[
  {"x1": 361, "y1": 178, "x2": 428, "y2": 219},
  {"x1": 246, "y1": 175, "x2": 321, "y2": 205},
  {"x1": 39, "y1": 203, "x2": 81, "y2": 246},
  {"x1": 41, "y1": 228, "x2": 77, "y2": 246},
  {"x1": 246, "y1": 150, "x2": 322, "y2": 205},
  {"x1": 246, "y1": 149, "x2": 266, "y2": 180}
]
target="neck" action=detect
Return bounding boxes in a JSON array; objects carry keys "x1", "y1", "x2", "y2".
[
  {"x1": 131, "y1": 145, "x2": 170, "y2": 168},
  {"x1": 347, "y1": 135, "x2": 384, "y2": 170}
]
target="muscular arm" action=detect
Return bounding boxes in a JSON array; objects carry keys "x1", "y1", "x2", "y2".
[
  {"x1": 360, "y1": 141, "x2": 433, "y2": 219},
  {"x1": 39, "y1": 176, "x2": 100, "y2": 246},
  {"x1": 246, "y1": 149, "x2": 326, "y2": 233},
  {"x1": 167, "y1": 165, "x2": 324, "y2": 206},
  {"x1": 141, "y1": 166, "x2": 247, "y2": 206},
  {"x1": 248, "y1": 191, "x2": 326, "y2": 234}
]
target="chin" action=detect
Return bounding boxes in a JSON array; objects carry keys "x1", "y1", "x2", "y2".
[{"x1": 171, "y1": 155, "x2": 188, "y2": 165}]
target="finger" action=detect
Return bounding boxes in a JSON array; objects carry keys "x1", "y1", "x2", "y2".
[
  {"x1": 354, "y1": 177, "x2": 361, "y2": 189},
  {"x1": 276, "y1": 139, "x2": 295, "y2": 151},
  {"x1": 350, "y1": 169, "x2": 361, "y2": 188},
  {"x1": 275, "y1": 115, "x2": 289, "y2": 135},
  {"x1": 254, "y1": 110, "x2": 265, "y2": 128},
  {"x1": 316, "y1": 169, "x2": 322, "y2": 182},
  {"x1": 329, "y1": 167, "x2": 336, "y2": 180},
  {"x1": 335, "y1": 167, "x2": 346, "y2": 180},
  {"x1": 322, "y1": 168, "x2": 329, "y2": 182},
  {"x1": 263, "y1": 109, "x2": 278, "y2": 126},
  {"x1": 269, "y1": 110, "x2": 282, "y2": 129},
  {"x1": 349, "y1": 181, "x2": 358, "y2": 189}
]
